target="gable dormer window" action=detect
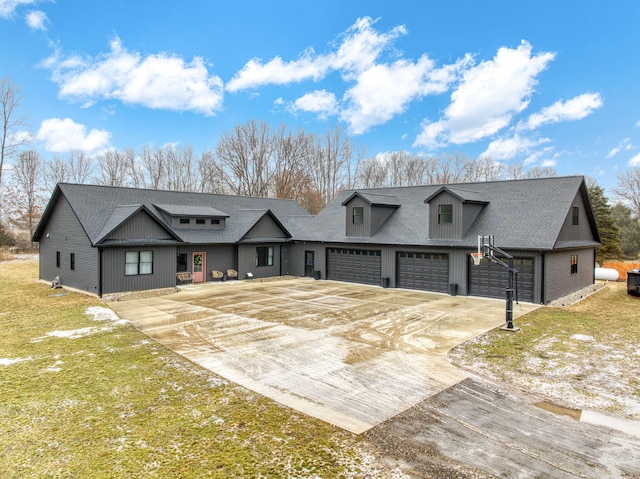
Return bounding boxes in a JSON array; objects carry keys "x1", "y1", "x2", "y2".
[
  {"x1": 352, "y1": 207, "x2": 364, "y2": 224},
  {"x1": 179, "y1": 218, "x2": 190, "y2": 224},
  {"x1": 438, "y1": 204, "x2": 453, "y2": 224}
]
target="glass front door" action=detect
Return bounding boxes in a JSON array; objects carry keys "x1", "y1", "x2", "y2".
[{"x1": 192, "y1": 252, "x2": 205, "y2": 282}]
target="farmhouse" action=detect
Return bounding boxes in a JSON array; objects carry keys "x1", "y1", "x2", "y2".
[{"x1": 33, "y1": 176, "x2": 600, "y2": 303}]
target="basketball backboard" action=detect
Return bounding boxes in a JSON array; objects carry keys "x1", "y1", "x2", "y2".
[{"x1": 478, "y1": 235, "x2": 494, "y2": 257}]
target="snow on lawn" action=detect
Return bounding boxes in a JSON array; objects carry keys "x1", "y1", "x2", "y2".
[
  {"x1": 0, "y1": 356, "x2": 32, "y2": 366},
  {"x1": 31, "y1": 307, "x2": 128, "y2": 342}
]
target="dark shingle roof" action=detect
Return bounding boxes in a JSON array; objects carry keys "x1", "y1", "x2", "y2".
[
  {"x1": 295, "y1": 176, "x2": 599, "y2": 250},
  {"x1": 34, "y1": 183, "x2": 310, "y2": 245}
]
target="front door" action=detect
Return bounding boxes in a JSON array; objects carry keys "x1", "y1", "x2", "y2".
[
  {"x1": 305, "y1": 251, "x2": 315, "y2": 277},
  {"x1": 192, "y1": 252, "x2": 205, "y2": 283}
]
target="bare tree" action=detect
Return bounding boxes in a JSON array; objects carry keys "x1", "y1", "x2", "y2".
[
  {"x1": 271, "y1": 125, "x2": 314, "y2": 201},
  {"x1": 465, "y1": 156, "x2": 503, "y2": 182},
  {"x1": 355, "y1": 156, "x2": 388, "y2": 188},
  {"x1": 198, "y1": 149, "x2": 226, "y2": 194},
  {"x1": 425, "y1": 152, "x2": 471, "y2": 184},
  {"x1": 1, "y1": 78, "x2": 29, "y2": 187},
  {"x1": 141, "y1": 145, "x2": 165, "y2": 190},
  {"x1": 44, "y1": 150, "x2": 93, "y2": 191},
  {"x1": 11, "y1": 150, "x2": 43, "y2": 239},
  {"x1": 216, "y1": 120, "x2": 273, "y2": 197},
  {"x1": 310, "y1": 124, "x2": 352, "y2": 207},
  {"x1": 45, "y1": 155, "x2": 70, "y2": 191},
  {"x1": 614, "y1": 168, "x2": 640, "y2": 218},
  {"x1": 523, "y1": 166, "x2": 557, "y2": 179},
  {"x1": 165, "y1": 144, "x2": 197, "y2": 192},
  {"x1": 95, "y1": 148, "x2": 132, "y2": 187}
]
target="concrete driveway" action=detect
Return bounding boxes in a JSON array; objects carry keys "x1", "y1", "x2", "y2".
[{"x1": 110, "y1": 278, "x2": 539, "y2": 434}]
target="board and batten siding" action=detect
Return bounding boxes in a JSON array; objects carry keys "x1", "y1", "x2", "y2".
[
  {"x1": 38, "y1": 195, "x2": 100, "y2": 294},
  {"x1": 242, "y1": 215, "x2": 289, "y2": 239},
  {"x1": 238, "y1": 243, "x2": 281, "y2": 279},
  {"x1": 428, "y1": 192, "x2": 463, "y2": 240},
  {"x1": 344, "y1": 196, "x2": 370, "y2": 237},
  {"x1": 176, "y1": 244, "x2": 236, "y2": 280},
  {"x1": 107, "y1": 210, "x2": 174, "y2": 241},
  {"x1": 544, "y1": 248, "x2": 595, "y2": 302},
  {"x1": 101, "y1": 246, "x2": 176, "y2": 294}
]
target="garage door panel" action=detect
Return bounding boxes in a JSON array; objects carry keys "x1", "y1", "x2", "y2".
[
  {"x1": 469, "y1": 257, "x2": 534, "y2": 302},
  {"x1": 397, "y1": 252, "x2": 449, "y2": 293},
  {"x1": 327, "y1": 248, "x2": 381, "y2": 285}
]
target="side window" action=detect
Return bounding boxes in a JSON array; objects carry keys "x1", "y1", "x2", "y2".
[
  {"x1": 352, "y1": 207, "x2": 364, "y2": 225},
  {"x1": 256, "y1": 246, "x2": 274, "y2": 267},
  {"x1": 438, "y1": 204, "x2": 453, "y2": 224},
  {"x1": 56, "y1": 251, "x2": 60, "y2": 268},
  {"x1": 70, "y1": 253, "x2": 75, "y2": 271},
  {"x1": 572, "y1": 206, "x2": 579, "y2": 226},
  {"x1": 570, "y1": 254, "x2": 578, "y2": 275},
  {"x1": 126, "y1": 250, "x2": 153, "y2": 275}
]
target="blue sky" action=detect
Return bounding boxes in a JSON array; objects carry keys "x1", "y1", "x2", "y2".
[{"x1": 1, "y1": 0, "x2": 639, "y2": 195}]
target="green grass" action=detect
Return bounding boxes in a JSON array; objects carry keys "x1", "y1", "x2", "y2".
[
  {"x1": 0, "y1": 261, "x2": 387, "y2": 478},
  {"x1": 451, "y1": 282, "x2": 640, "y2": 418}
]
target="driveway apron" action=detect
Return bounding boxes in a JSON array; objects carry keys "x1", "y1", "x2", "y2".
[{"x1": 110, "y1": 278, "x2": 539, "y2": 434}]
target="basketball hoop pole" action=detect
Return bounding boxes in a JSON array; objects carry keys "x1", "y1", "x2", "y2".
[{"x1": 476, "y1": 237, "x2": 520, "y2": 331}]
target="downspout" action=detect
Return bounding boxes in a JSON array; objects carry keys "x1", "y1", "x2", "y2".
[
  {"x1": 98, "y1": 246, "x2": 103, "y2": 298},
  {"x1": 540, "y1": 252, "x2": 545, "y2": 304}
]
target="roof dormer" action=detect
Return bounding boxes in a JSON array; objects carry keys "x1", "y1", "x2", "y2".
[
  {"x1": 154, "y1": 204, "x2": 229, "y2": 230},
  {"x1": 342, "y1": 192, "x2": 400, "y2": 237},
  {"x1": 424, "y1": 186, "x2": 489, "y2": 240}
]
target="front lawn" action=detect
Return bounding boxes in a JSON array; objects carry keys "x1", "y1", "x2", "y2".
[{"x1": 0, "y1": 259, "x2": 404, "y2": 478}]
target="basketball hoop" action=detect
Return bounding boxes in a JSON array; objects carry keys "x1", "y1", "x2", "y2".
[{"x1": 471, "y1": 252, "x2": 484, "y2": 266}]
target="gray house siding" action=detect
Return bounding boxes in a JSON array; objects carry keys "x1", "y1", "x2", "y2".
[
  {"x1": 345, "y1": 197, "x2": 370, "y2": 237},
  {"x1": 428, "y1": 192, "x2": 463, "y2": 239},
  {"x1": 544, "y1": 248, "x2": 595, "y2": 302},
  {"x1": 555, "y1": 191, "x2": 593, "y2": 243},
  {"x1": 238, "y1": 243, "x2": 281, "y2": 279},
  {"x1": 101, "y1": 246, "x2": 176, "y2": 294},
  {"x1": 176, "y1": 244, "x2": 236, "y2": 280},
  {"x1": 243, "y1": 215, "x2": 289, "y2": 239},
  {"x1": 38, "y1": 196, "x2": 99, "y2": 294},
  {"x1": 106, "y1": 210, "x2": 174, "y2": 240}
]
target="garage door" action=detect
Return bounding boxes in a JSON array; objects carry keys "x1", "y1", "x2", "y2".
[
  {"x1": 327, "y1": 248, "x2": 381, "y2": 285},
  {"x1": 469, "y1": 256, "x2": 534, "y2": 302},
  {"x1": 397, "y1": 252, "x2": 449, "y2": 293}
]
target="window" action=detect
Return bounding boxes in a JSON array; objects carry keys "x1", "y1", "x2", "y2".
[
  {"x1": 570, "y1": 254, "x2": 578, "y2": 275},
  {"x1": 179, "y1": 218, "x2": 190, "y2": 224},
  {"x1": 56, "y1": 251, "x2": 60, "y2": 268},
  {"x1": 352, "y1": 206, "x2": 364, "y2": 224},
  {"x1": 572, "y1": 206, "x2": 579, "y2": 226},
  {"x1": 70, "y1": 253, "x2": 75, "y2": 271},
  {"x1": 126, "y1": 250, "x2": 153, "y2": 276},
  {"x1": 211, "y1": 219, "x2": 220, "y2": 225},
  {"x1": 196, "y1": 218, "x2": 205, "y2": 225},
  {"x1": 177, "y1": 253, "x2": 188, "y2": 272},
  {"x1": 438, "y1": 204, "x2": 453, "y2": 224},
  {"x1": 256, "y1": 246, "x2": 274, "y2": 267}
]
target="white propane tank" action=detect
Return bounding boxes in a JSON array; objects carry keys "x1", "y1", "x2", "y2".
[{"x1": 594, "y1": 268, "x2": 619, "y2": 281}]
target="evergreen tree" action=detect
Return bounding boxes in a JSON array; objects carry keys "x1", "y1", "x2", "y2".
[
  {"x1": 611, "y1": 204, "x2": 640, "y2": 259},
  {"x1": 587, "y1": 183, "x2": 623, "y2": 263}
]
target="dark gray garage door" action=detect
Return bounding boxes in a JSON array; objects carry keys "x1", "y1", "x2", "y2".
[
  {"x1": 469, "y1": 256, "x2": 534, "y2": 302},
  {"x1": 327, "y1": 248, "x2": 381, "y2": 285},
  {"x1": 397, "y1": 252, "x2": 449, "y2": 293}
]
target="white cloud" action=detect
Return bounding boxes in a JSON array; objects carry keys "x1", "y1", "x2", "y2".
[
  {"x1": 0, "y1": 0, "x2": 35, "y2": 18},
  {"x1": 36, "y1": 118, "x2": 111, "y2": 153},
  {"x1": 226, "y1": 16, "x2": 405, "y2": 92},
  {"x1": 291, "y1": 90, "x2": 338, "y2": 119},
  {"x1": 341, "y1": 54, "x2": 471, "y2": 134},
  {"x1": 414, "y1": 41, "x2": 555, "y2": 149},
  {"x1": 521, "y1": 93, "x2": 603, "y2": 130},
  {"x1": 44, "y1": 37, "x2": 224, "y2": 115},
  {"x1": 606, "y1": 138, "x2": 633, "y2": 158},
  {"x1": 25, "y1": 9, "x2": 45, "y2": 30},
  {"x1": 481, "y1": 134, "x2": 550, "y2": 161},
  {"x1": 629, "y1": 153, "x2": 640, "y2": 167}
]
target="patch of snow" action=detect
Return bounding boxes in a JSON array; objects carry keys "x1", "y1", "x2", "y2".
[
  {"x1": 570, "y1": 334, "x2": 595, "y2": 341},
  {"x1": 46, "y1": 327, "x2": 107, "y2": 339},
  {"x1": 86, "y1": 306, "x2": 128, "y2": 325},
  {"x1": 0, "y1": 356, "x2": 32, "y2": 366}
]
